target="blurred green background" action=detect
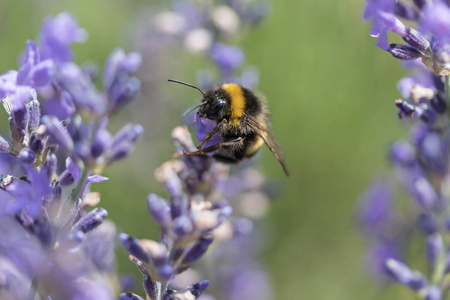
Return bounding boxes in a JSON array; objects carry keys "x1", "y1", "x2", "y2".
[{"x1": 0, "y1": 0, "x2": 413, "y2": 299}]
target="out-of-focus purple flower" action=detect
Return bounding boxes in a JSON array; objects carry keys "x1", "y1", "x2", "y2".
[
  {"x1": 56, "y1": 62, "x2": 105, "y2": 116},
  {"x1": 426, "y1": 233, "x2": 444, "y2": 270},
  {"x1": 17, "y1": 41, "x2": 54, "y2": 87},
  {"x1": 367, "y1": 238, "x2": 402, "y2": 278},
  {"x1": 412, "y1": 124, "x2": 446, "y2": 172},
  {"x1": 425, "y1": 286, "x2": 442, "y2": 300},
  {"x1": 363, "y1": 0, "x2": 396, "y2": 20},
  {"x1": 1, "y1": 168, "x2": 51, "y2": 217},
  {"x1": 0, "y1": 71, "x2": 18, "y2": 99},
  {"x1": 42, "y1": 115, "x2": 74, "y2": 151},
  {"x1": 359, "y1": 179, "x2": 394, "y2": 234},
  {"x1": 82, "y1": 221, "x2": 117, "y2": 273},
  {"x1": 385, "y1": 259, "x2": 426, "y2": 287},
  {"x1": 148, "y1": 193, "x2": 172, "y2": 227},
  {"x1": 0, "y1": 41, "x2": 54, "y2": 103},
  {"x1": 210, "y1": 43, "x2": 244, "y2": 75},
  {"x1": 39, "y1": 12, "x2": 88, "y2": 63},
  {"x1": 420, "y1": 1, "x2": 450, "y2": 44},
  {"x1": 226, "y1": 269, "x2": 273, "y2": 300},
  {"x1": 420, "y1": 212, "x2": 439, "y2": 235},
  {"x1": 409, "y1": 177, "x2": 438, "y2": 210},
  {"x1": 103, "y1": 49, "x2": 142, "y2": 113},
  {"x1": 389, "y1": 140, "x2": 416, "y2": 166}
]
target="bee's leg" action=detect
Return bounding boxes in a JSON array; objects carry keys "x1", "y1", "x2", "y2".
[
  {"x1": 183, "y1": 137, "x2": 243, "y2": 156},
  {"x1": 197, "y1": 119, "x2": 226, "y2": 149}
]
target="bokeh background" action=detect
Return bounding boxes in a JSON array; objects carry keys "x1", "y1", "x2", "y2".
[{"x1": 0, "y1": 0, "x2": 412, "y2": 299}]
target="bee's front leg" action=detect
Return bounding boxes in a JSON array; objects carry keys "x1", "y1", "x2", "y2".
[
  {"x1": 178, "y1": 137, "x2": 243, "y2": 157},
  {"x1": 197, "y1": 119, "x2": 227, "y2": 149}
]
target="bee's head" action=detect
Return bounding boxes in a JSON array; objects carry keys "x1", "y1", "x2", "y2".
[
  {"x1": 167, "y1": 79, "x2": 230, "y2": 121},
  {"x1": 198, "y1": 89, "x2": 229, "y2": 120}
]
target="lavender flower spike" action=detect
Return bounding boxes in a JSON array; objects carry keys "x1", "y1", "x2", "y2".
[{"x1": 103, "y1": 49, "x2": 142, "y2": 112}]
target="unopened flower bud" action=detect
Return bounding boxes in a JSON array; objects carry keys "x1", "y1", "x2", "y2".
[
  {"x1": 181, "y1": 237, "x2": 214, "y2": 265},
  {"x1": 403, "y1": 28, "x2": 430, "y2": 51},
  {"x1": 72, "y1": 207, "x2": 108, "y2": 233},
  {"x1": 388, "y1": 44, "x2": 423, "y2": 60},
  {"x1": 119, "y1": 233, "x2": 150, "y2": 263}
]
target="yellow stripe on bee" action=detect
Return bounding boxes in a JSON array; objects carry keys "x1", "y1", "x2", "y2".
[{"x1": 222, "y1": 83, "x2": 245, "y2": 127}]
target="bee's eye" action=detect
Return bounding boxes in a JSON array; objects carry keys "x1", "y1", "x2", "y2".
[{"x1": 207, "y1": 98, "x2": 226, "y2": 118}]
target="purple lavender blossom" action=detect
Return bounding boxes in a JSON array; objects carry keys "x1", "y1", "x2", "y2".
[
  {"x1": 0, "y1": 41, "x2": 54, "y2": 100},
  {"x1": 39, "y1": 12, "x2": 88, "y2": 63},
  {"x1": 361, "y1": 1, "x2": 450, "y2": 298},
  {"x1": 143, "y1": 3, "x2": 276, "y2": 299},
  {"x1": 210, "y1": 43, "x2": 244, "y2": 76},
  {"x1": 120, "y1": 126, "x2": 275, "y2": 300},
  {"x1": 359, "y1": 179, "x2": 394, "y2": 234},
  {"x1": 0, "y1": 10, "x2": 145, "y2": 300},
  {"x1": 0, "y1": 3, "x2": 275, "y2": 300},
  {"x1": 421, "y1": 1, "x2": 450, "y2": 45},
  {"x1": 363, "y1": 0, "x2": 450, "y2": 76}
]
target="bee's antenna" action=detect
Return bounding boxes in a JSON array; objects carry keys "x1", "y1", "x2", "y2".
[
  {"x1": 168, "y1": 79, "x2": 206, "y2": 96},
  {"x1": 182, "y1": 104, "x2": 202, "y2": 116}
]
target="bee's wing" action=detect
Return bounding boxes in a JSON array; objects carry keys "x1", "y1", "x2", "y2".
[{"x1": 245, "y1": 116, "x2": 290, "y2": 176}]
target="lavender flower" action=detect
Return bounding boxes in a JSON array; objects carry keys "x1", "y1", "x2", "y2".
[
  {"x1": 0, "y1": 11, "x2": 143, "y2": 299},
  {"x1": 121, "y1": 125, "x2": 274, "y2": 300},
  {"x1": 39, "y1": 12, "x2": 88, "y2": 63},
  {"x1": 152, "y1": 0, "x2": 265, "y2": 86},
  {"x1": 361, "y1": 0, "x2": 450, "y2": 298},
  {"x1": 132, "y1": 3, "x2": 276, "y2": 299},
  {"x1": 364, "y1": 0, "x2": 450, "y2": 75},
  {"x1": 0, "y1": 2, "x2": 275, "y2": 300},
  {"x1": 120, "y1": 127, "x2": 232, "y2": 298}
]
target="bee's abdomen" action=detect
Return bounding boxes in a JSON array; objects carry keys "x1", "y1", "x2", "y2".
[{"x1": 245, "y1": 134, "x2": 264, "y2": 157}]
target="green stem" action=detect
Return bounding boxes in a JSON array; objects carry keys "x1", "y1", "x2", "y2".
[
  {"x1": 27, "y1": 277, "x2": 39, "y2": 300},
  {"x1": 159, "y1": 282, "x2": 168, "y2": 300},
  {"x1": 56, "y1": 165, "x2": 88, "y2": 222},
  {"x1": 432, "y1": 249, "x2": 447, "y2": 286},
  {"x1": 446, "y1": 76, "x2": 450, "y2": 116},
  {"x1": 70, "y1": 167, "x2": 89, "y2": 203}
]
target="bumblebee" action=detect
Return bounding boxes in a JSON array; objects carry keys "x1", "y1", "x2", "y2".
[{"x1": 169, "y1": 79, "x2": 289, "y2": 176}]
